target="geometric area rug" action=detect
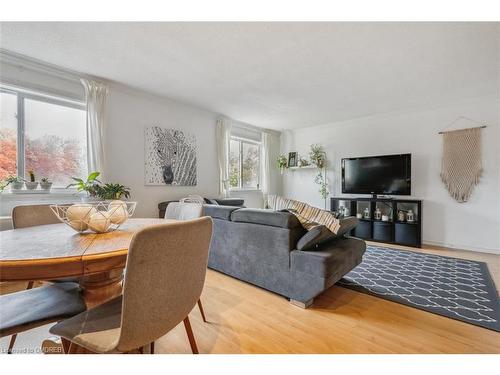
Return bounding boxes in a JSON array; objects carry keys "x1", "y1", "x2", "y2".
[{"x1": 338, "y1": 246, "x2": 500, "y2": 332}]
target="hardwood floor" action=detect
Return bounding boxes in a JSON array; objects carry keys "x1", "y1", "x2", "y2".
[{"x1": 1, "y1": 243, "x2": 499, "y2": 354}]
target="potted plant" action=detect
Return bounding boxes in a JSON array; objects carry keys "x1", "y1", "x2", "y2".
[
  {"x1": 309, "y1": 144, "x2": 326, "y2": 169},
  {"x1": 5, "y1": 176, "x2": 25, "y2": 190},
  {"x1": 66, "y1": 171, "x2": 101, "y2": 201},
  {"x1": 25, "y1": 170, "x2": 39, "y2": 190},
  {"x1": 95, "y1": 183, "x2": 131, "y2": 200},
  {"x1": 276, "y1": 154, "x2": 288, "y2": 174},
  {"x1": 40, "y1": 177, "x2": 53, "y2": 191}
]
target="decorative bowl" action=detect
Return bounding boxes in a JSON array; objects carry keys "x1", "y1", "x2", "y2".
[{"x1": 50, "y1": 201, "x2": 137, "y2": 233}]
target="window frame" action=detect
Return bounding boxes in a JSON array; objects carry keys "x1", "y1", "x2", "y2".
[
  {"x1": 1, "y1": 85, "x2": 86, "y2": 185},
  {"x1": 229, "y1": 136, "x2": 261, "y2": 191}
]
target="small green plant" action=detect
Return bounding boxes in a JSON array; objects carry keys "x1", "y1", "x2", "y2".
[
  {"x1": 95, "y1": 183, "x2": 131, "y2": 200},
  {"x1": 276, "y1": 154, "x2": 288, "y2": 171},
  {"x1": 314, "y1": 171, "x2": 329, "y2": 208},
  {"x1": 67, "y1": 171, "x2": 101, "y2": 196},
  {"x1": 28, "y1": 170, "x2": 36, "y2": 182},
  {"x1": 309, "y1": 144, "x2": 326, "y2": 169},
  {"x1": 41, "y1": 177, "x2": 51, "y2": 183},
  {"x1": 0, "y1": 176, "x2": 24, "y2": 192}
]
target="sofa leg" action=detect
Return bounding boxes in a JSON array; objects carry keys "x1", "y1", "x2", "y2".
[{"x1": 289, "y1": 298, "x2": 314, "y2": 309}]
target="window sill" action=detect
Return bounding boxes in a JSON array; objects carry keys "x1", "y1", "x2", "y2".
[{"x1": 229, "y1": 189, "x2": 262, "y2": 193}]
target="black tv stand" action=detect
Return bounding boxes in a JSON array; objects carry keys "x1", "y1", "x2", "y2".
[{"x1": 330, "y1": 197, "x2": 422, "y2": 248}]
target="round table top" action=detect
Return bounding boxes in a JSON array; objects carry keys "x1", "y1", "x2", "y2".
[{"x1": 0, "y1": 218, "x2": 171, "y2": 281}]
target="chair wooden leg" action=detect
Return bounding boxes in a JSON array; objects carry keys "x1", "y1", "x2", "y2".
[
  {"x1": 8, "y1": 281, "x2": 35, "y2": 353},
  {"x1": 150, "y1": 341, "x2": 155, "y2": 354},
  {"x1": 197, "y1": 299, "x2": 207, "y2": 323},
  {"x1": 7, "y1": 334, "x2": 17, "y2": 354},
  {"x1": 183, "y1": 316, "x2": 199, "y2": 354},
  {"x1": 61, "y1": 338, "x2": 71, "y2": 354}
]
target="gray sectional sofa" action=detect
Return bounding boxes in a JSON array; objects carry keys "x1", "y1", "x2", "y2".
[{"x1": 204, "y1": 205, "x2": 366, "y2": 307}]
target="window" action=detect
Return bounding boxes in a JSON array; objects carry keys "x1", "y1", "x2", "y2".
[
  {"x1": 0, "y1": 87, "x2": 87, "y2": 187},
  {"x1": 229, "y1": 137, "x2": 260, "y2": 189}
]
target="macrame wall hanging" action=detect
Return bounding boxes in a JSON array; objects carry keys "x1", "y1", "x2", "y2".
[{"x1": 439, "y1": 117, "x2": 486, "y2": 203}]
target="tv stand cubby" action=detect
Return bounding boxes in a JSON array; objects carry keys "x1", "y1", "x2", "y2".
[{"x1": 330, "y1": 197, "x2": 423, "y2": 248}]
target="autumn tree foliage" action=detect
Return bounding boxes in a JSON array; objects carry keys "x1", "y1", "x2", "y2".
[{"x1": 0, "y1": 128, "x2": 86, "y2": 184}]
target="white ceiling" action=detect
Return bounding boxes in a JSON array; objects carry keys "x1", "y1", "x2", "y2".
[{"x1": 0, "y1": 22, "x2": 498, "y2": 129}]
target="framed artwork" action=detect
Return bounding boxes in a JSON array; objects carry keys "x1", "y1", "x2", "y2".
[
  {"x1": 144, "y1": 126, "x2": 197, "y2": 186},
  {"x1": 288, "y1": 152, "x2": 298, "y2": 167}
]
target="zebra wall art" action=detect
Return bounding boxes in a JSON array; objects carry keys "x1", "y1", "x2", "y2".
[{"x1": 144, "y1": 126, "x2": 197, "y2": 186}]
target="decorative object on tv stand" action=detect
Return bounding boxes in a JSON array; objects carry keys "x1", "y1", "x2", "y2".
[
  {"x1": 356, "y1": 213, "x2": 363, "y2": 219},
  {"x1": 50, "y1": 201, "x2": 137, "y2": 233},
  {"x1": 363, "y1": 207, "x2": 370, "y2": 219},
  {"x1": 374, "y1": 207, "x2": 382, "y2": 220},
  {"x1": 40, "y1": 177, "x2": 52, "y2": 191},
  {"x1": 381, "y1": 214, "x2": 389, "y2": 222},
  {"x1": 288, "y1": 152, "x2": 298, "y2": 167},
  {"x1": 439, "y1": 119, "x2": 486, "y2": 203},
  {"x1": 144, "y1": 126, "x2": 197, "y2": 186},
  {"x1": 397, "y1": 210, "x2": 406, "y2": 222},
  {"x1": 406, "y1": 210, "x2": 415, "y2": 223},
  {"x1": 276, "y1": 154, "x2": 288, "y2": 174},
  {"x1": 25, "y1": 170, "x2": 38, "y2": 190}
]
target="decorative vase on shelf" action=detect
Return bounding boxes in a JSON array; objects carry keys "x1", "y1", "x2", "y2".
[
  {"x1": 374, "y1": 208, "x2": 382, "y2": 220},
  {"x1": 363, "y1": 207, "x2": 370, "y2": 219},
  {"x1": 407, "y1": 210, "x2": 415, "y2": 223}
]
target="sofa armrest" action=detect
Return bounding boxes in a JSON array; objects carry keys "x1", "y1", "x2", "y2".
[{"x1": 290, "y1": 237, "x2": 366, "y2": 278}]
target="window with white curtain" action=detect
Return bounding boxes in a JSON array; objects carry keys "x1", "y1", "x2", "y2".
[
  {"x1": 229, "y1": 136, "x2": 261, "y2": 190},
  {"x1": 0, "y1": 86, "x2": 87, "y2": 187}
]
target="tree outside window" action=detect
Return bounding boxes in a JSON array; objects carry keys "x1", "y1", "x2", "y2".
[
  {"x1": 229, "y1": 137, "x2": 260, "y2": 189},
  {"x1": 0, "y1": 88, "x2": 87, "y2": 186}
]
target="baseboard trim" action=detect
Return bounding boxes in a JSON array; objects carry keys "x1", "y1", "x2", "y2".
[{"x1": 422, "y1": 240, "x2": 499, "y2": 255}]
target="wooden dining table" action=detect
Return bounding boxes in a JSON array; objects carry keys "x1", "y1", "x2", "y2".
[{"x1": 0, "y1": 218, "x2": 171, "y2": 308}]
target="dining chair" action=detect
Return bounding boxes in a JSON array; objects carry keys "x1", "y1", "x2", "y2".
[
  {"x1": 0, "y1": 282, "x2": 86, "y2": 353},
  {"x1": 49, "y1": 217, "x2": 213, "y2": 354},
  {"x1": 164, "y1": 201, "x2": 207, "y2": 324},
  {"x1": 6, "y1": 204, "x2": 72, "y2": 353}
]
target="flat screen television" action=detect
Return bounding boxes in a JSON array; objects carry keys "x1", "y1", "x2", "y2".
[{"x1": 341, "y1": 154, "x2": 411, "y2": 196}]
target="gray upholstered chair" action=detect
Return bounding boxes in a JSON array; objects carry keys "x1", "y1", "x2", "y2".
[
  {"x1": 6, "y1": 204, "x2": 71, "y2": 353},
  {"x1": 0, "y1": 283, "x2": 86, "y2": 353},
  {"x1": 49, "y1": 217, "x2": 213, "y2": 354},
  {"x1": 165, "y1": 202, "x2": 207, "y2": 324}
]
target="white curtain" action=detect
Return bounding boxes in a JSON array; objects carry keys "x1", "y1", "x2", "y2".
[
  {"x1": 216, "y1": 118, "x2": 231, "y2": 198},
  {"x1": 81, "y1": 79, "x2": 108, "y2": 177},
  {"x1": 261, "y1": 132, "x2": 271, "y2": 208}
]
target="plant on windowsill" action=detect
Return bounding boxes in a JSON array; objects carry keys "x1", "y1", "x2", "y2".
[
  {"x1": 1, "y1": 176, "x2": 25, "y2": 191},
  {"x1": 66, "y1": 171, "x2": 102, "y2": 201},
  {"x1": 277, "y1": 154, "x2": 288, "y2": 174},
  {"x1": 25, "y1": 170, "x2": 39, "y2": 190},
  {"x1": 40, "y1": 177, "x2": 53, "y2": 191},
  {"x1": 95, "y1": 183, "x2": 131, "y2": 200}
]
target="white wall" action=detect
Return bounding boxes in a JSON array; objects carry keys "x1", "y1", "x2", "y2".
[
  {"x1": 282, "y1": 95, "x2": 500, "y2": 254},
  {"x1": 104, "y1": 83, "x2": 220, "y2": 217},
  {"x1": 0, "y1": 53, "x2": 282, "y2": 219}
]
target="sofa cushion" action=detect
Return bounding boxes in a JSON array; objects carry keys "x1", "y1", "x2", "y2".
[
  {"x1": 296, "y1": 217, "x2": 359, "y2": 251},
  {"x1": 296, "y1": 225, "x2": 332, "y2": 251},
  {"x1": 203, "y1": 198, "x2": 219, "y2": 205},
  {"x1": 203, "y1": 204, "x2": 240, "y2": 221},
  {"x1": 291, "y1": 237, "x2": 366, "y2": 278},
  {"x1": 231, "y1": 208, "x2": 301, "y2": 229},
  {"x1": 213, "y1": 198, "x2": 245, "y2": 207}
]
